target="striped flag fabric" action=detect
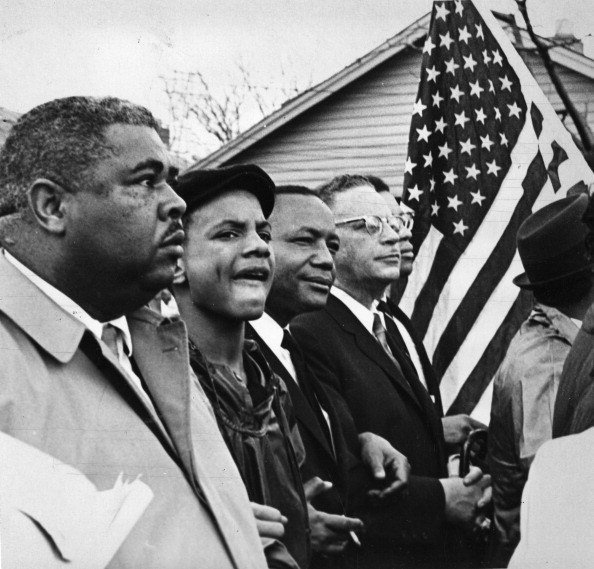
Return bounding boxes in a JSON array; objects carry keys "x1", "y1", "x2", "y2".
[{"x1": 400, "y1": 0, "x2": 594, "y2": 423}]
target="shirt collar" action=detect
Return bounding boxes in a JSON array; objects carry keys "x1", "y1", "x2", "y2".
[
  {"x1": 331, "y1": 286, "x2": 376, "y2": 334},
  {"x1": 3, "y1": 250, "x2": 133, "y2": 355},
  {"x1": 250, "y1": 311, "x2": 285, "y2": 352}
]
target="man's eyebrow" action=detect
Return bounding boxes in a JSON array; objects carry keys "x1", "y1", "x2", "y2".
[
  {"x1": 256, "y1": 220, "x2": 272, "y2": 231},
  {"x1": 131, "y1": 159, "x2": 165, "y2": 174}
]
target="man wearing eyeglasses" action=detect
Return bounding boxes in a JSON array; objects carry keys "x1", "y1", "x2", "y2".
[
  {"x1": 291, "y1": 175, "x2": 490, "y2": 568},
  {"x1": 367, "y1": 176, "x2": 488, "y2": 450}
]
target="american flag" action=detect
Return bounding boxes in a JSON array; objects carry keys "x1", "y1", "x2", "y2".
[{"x1": 401, "y1": 0, "x2": 594, "y2": 423}]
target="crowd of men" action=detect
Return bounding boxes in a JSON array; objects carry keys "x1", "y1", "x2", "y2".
[{"x1": 0, "y1": 95, "x2": 593, "y2": 569}]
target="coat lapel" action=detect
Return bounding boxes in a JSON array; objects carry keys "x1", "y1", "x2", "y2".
[
  {"x1": 327, "y1": 295, "x2": 423, "y2": 412},
  {"x1": 389, "y1": 301, "x2": 444, "y2": 416},
  {"x1": 246, "y1": 323, "x2": 336, "y2": 461},
  {"x1": 128, "y1": 310, "x2": 197, "y2": 485}
]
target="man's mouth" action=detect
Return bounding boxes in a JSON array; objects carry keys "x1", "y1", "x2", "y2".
[
  {"x1": 162, "y1": 228, "x2": 185, "y2": 248},
  {"x1": 303, "y1": 275, "x2": 333, "y2": 288},
  {"x1": 233, "y1": 267, "x2": 270, "y2": 282}
]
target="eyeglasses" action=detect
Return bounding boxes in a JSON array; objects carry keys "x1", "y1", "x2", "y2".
[
  {"x1": 336, "y1": 215, "x2": 415, "y2": 236},
  {"x1": 335, "y1": 215, "x2": 412, "y2": 237}
]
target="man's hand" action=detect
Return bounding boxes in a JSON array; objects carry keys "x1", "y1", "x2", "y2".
[
  {"x1": 250, "y1": 502, "x2": 287, "y2": 540},
  {"x1": 441, "y1": 415, "x2": 487, "y2": 445},
  {"x1": 358, "y1": 431, "x2": 410, "y2": 498},
  {"x1": 439, "y1": 466, "x2": 492, "y2": 527},
  {"x1": 304, "y1": 477, "x2": 364, "y2": 555}
]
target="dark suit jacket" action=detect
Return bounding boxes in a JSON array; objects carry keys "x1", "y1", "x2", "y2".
[{"x1": 290, "y1": 295, "x2": 449, "y2": 567}]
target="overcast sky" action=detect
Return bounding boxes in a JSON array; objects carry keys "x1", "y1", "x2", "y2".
[{"x1": 1, "y1": 0, "x2": 592, "y2": 127}]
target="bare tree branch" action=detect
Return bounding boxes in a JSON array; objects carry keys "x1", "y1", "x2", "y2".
[{"x1": 516, "y1": 0, "x2": 594, "y2": 152}]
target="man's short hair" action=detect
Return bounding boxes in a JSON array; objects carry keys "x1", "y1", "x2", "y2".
[
  {"x1": 0, "y1": 96, "x2": 159, "y2": 217},
  {"x1": 316, "y1": 174, "x2": 373, "y2": 209},
  {"x1": 275, "y1": 185, "x2": 319, "y2": 198},
  {"x1": 366, "y1": 175, "x2": 391, "y2": 194}
]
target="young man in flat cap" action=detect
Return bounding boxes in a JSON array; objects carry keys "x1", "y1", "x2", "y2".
[
  {"x1": 173, "y1": 166, "x2": 362, "y2": 569},
  {"x1": 489, "y1": 193, "x2": 594, "y2": 565}
]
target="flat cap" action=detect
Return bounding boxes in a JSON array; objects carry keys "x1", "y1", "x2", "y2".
[{"x1": 175, "y1": 164, "x2": 275, "y2": 218}]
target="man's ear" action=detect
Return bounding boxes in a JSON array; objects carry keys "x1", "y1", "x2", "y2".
[
  {"x1": 27, "y1": 179, "x2": 70, "y2": 234},
  {"x1": 173, "y1": 257, "x2": 187, "y2": 285}
]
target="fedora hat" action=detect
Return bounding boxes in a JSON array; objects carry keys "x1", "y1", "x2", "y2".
[
  {"x1": 513, "y1": 194, "x2": 591, "y2": 289},
  {"x1": 175, "y1": 164, "x2": 276, "y2": 218}
]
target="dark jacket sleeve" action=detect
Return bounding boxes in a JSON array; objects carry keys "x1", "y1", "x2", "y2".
[{"x1": 290, "y1": 313, "x2": 446, "y2": 547}]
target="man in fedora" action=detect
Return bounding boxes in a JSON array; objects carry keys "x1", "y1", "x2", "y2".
[{"x1": 488, "y1": 193, "x2": 594, "y2": 565}]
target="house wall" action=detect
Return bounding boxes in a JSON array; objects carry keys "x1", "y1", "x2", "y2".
[{"x1": 221, "y1": 46, "x2": 594, "y2": 195}]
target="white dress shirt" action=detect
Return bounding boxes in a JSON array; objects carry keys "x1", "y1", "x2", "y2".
[
  {"x1": 251, "y1": 311, "x2": 335, "y2": 450},
  {"x1": 3, "y1": 250, "x2": 150, "y2": 401}
]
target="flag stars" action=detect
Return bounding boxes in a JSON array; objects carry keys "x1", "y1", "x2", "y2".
[
  {"x1": 404, "y1": 157, "x2": 416, "y2": 174},
  {"x1": 412, "y1": 98, "x2": 427, "y2": 117},
  {"x1": 455, "y1": 110, "x2": 470, "y2": 129},
  {"x1": 426, "y1": 65, "x2": 441, "y2": 83},
  {"x1": 508, "y1": 101, "x2": 522, "y2": 118},
  {"x1": 435, "y1": 2, "x2": 449, "y2": 21},
  {"x1": 438, "y1": 142, "x2": 453, "y2": 159},
  {"x1": 488, "y1": 79, "x2": 495, "y2": 93},
  {"x1": 480, "y1": 134, "x2": 494, "y2": 151},
  {"x1": 470, "y1": 190, "x2": 486, "y2": 205},
  {"x1": 423, "y1": 151, "x2": 434, "y2": 168},
  {"x1": 460, "y1": 137, "x2": 476, "y2": 155},
  {"x1": 454, "y1": 0, "x2": 464, "y2": 16},
  {"x1": 494, "y1": 107, "x2": 502, "y2": 121},
  {"x1": 469, "y1": 79, "x2": 484, "y2": 98},
  {"x1": 475, "y1": 23, "x2": 484, "y2": 40},
  {"x1": 431, "y1": 203, "x2": 440, "y2": 216},
  {"x1": 416, "y1": 124, "x2": 431, "y2": 142},
  {"x1": 440, "y1": 31, "x2": 454, "y2": 50},
  {"x1": 430, "y1": 177, "x2": 436, "y2": 191},
  {"x1": 453, "y1": 219, "x2": 469, "y2": 236},
  {"x1": 445, "y1": 58, "x2": 460, "y2": 76},
  {"x1": 423, "y1": 36, "x2": 436, "y2": 55},
  {"x1": 486, "y1": 159, "x2": 501, "y2": 176},
  {"x1": 475, "y1": 107, "x2": 487, "y2": 124},
  {"x1": 463, "y1": 53, "x2": 478, "y2": 72},
  {"x1": 492, "y1": 50, "x2": 503, "y2": 66},
  {"x1": 432, "y1": 91, "x2": 444, "y2": 107},
  {"x1": 450, "y1": 84, "x2": 464, "y2": 103},
  {"x1": 483, "y1": 49, "x2": 492, "y2": 65},
  {"x1": 466, "y1": 163, "x2": 480, "y2": 180},
  {"x1": 434, "y1": 116, "x2": 447, "y2": 133},
  {"x1": 500, "y1": 75, "x2": 513, "y2": 91},
  {"x1": 444, "y1": 169, "x2": 459, "y2": 186},
  {"x1": 458, "y1": 25, "x2": 471, "y2": 44},
  {"x1": 500, "y1": 132, "x2": 509, "y2": 146},
  {"x1": 447, "y1": 193, "x2": 462, "y2": 209},
  {"x1": 408, "y1": 185, "x2": 423, "y2": 202}
]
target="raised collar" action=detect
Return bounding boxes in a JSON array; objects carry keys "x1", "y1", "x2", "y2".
[
  {"x1": 531, "y1": 302, "x2": 580, "y2": 344},
  {"x1": 331, "y1": 286, "x2": 375, "y2": 333},
  {"x1": 3, "y1": 250, "x2": 133, "y2": 355},
  {"x1": 250, "y1": 311, "x2": 285, "y2": 353}
]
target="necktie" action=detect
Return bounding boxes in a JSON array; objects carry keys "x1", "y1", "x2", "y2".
[
  {"x1": 372, "y1": 313, "x2": 398, "y2": 363},
  {"x1": 377, "y1": 300, "x2": 413, "y2": 362},
  {"x1": 101, "y1": 323, "x2": 121, "y2": 359}
]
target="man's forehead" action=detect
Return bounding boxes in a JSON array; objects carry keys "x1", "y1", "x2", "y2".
[
  {"x1": 102, "y1": 123, "x2": 169, "y2": 164},
  {"x1": 271, "y1": 193, "x2": 334, "y2": 230},
  {"x1": 333, "y1": 185, "x2": 391, "y2": 217}
]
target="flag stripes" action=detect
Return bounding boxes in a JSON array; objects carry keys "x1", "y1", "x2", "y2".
[
  {"x1": 432, "y1": 150, "x2": 550, "y2": 379},
  {"x1": 447, "y1": 290, "x2": 533, "y2": 415}
]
